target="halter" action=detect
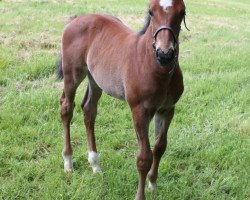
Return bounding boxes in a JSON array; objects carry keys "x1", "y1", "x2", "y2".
[
  {"x1": 152, "y1": 26, "x2": 178, "y2": 53},
  {"x1": 151, "y1": 16, "x2": 189, "y2": 75},
  {"x1": 151, "y1": 13, "x2": 189, "y2": 51},
  {"x1": 152, "y1": 26, "x2": 178, "y2": 75}
]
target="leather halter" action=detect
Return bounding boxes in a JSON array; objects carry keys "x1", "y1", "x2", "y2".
[
  {"x1": 151, "y1": 16, "x2": 189, "y2": 75},
  {"x1": 152, "y1": 26, "x2": 179, "y2": 75}
]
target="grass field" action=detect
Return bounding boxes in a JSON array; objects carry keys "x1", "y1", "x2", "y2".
[{"x1": 0, "y1": 0, "x2": 249, "y2": 199}]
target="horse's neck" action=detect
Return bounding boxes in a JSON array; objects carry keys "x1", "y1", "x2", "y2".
[{"x1": 137, "y1": 27, "x2": 157, "y2": 66}]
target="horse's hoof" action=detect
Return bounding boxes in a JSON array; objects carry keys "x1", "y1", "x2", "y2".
[
  {"x1": 62, "y1": 155, "x2": 73, "y2": 172},
  {"x1": 148, "y1": 181, "x2": 157, "y2": 192},
  {"x1": 64, "y1": 167, "x2": 73, "y2": 172},
  {"x1": 88, "y1": 151, "x2": 101, "y2": 174},
  {"x1": 92, "y1": 165, "x2": 102, "y2": 174}
]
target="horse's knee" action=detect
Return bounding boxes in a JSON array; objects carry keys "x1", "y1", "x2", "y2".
[
  {"x1": 82, "y1": 103, "x2": 90, "y2": 117},
  {"x1": 137, "y1": 151, "x2": 153, "y2": 174},
  {"x1": 82, "y1": 100, "x2": 97, "y2": 118}
]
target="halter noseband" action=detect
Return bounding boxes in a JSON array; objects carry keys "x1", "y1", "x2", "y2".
[
  {"x1": 152, "y1": 15, "x2": 189, "y2": 50},
  {"x1": 153, "y1": 26, "x2": 178, "y2": 46},
  {"x1": 152, "y1": 26, "x2": 178, "y2": 56}
]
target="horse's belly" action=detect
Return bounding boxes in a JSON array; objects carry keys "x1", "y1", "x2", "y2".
[
  {"x1": 89, "y1": 68, "x2": 125, "y2": 100},
  {"x1": 101, "y1": 80, "x2": 125, "y2": 100}
]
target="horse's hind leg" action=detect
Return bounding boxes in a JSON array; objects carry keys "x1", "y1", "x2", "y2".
[
  {"x1": 81, "y1": 74, "x2": 102, "y2": 173},
  {"x1": 60, "y1": 87, "x2": 76, "y2": 171},
  {"x1": 147, "y1": 107, "x2": 174, "y2": 191},
  {"x1": 60, "y1": 64, "x2": 86, "y2": 172}
]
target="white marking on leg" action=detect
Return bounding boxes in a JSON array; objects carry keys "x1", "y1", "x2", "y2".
[
  {"x1": 148, "y1": 181, "x2": 157, "y2": 192},
  {"x1": 62, "y1": 154, "x2": 73, "y2": 172},
  {"x1": 160, "y1": 0, "x2": 173, "y2": 9},
  {"x1": 88, "y1": 151, "x2": 101, "y2": 174}
]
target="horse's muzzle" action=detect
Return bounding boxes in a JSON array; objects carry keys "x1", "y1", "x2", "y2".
[{"x1": 156, "y1": 48, "x2": 175, "y2": 66}]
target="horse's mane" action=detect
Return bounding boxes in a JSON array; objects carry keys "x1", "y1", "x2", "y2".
[{"x1": 138, "y1": 13, "x2": 151, "y2": 35}]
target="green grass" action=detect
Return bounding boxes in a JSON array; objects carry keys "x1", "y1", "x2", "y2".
[{"x1": 0, "y1": 0, "x2": 249, "y2": 199}]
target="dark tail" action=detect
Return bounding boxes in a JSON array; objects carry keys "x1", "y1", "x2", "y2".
[{"x1": 56, "y1": 53, "x2": 63, "y2": 79}]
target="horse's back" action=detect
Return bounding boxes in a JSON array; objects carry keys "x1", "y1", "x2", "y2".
[
  {"x1": 62, "y1": 13, "x2": 135, "y2": 65},
  {"x1": 63, "y1": 14, "x2": 133, "y2": 44}
]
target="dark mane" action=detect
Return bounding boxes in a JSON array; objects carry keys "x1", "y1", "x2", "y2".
[{"x1": 138, "y1": 13, "x2": 151, "y2": 35}]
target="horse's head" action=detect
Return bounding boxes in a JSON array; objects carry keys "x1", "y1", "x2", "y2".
[{"x1": 149, "y1": 0, "x2": 186, "y2": 66}]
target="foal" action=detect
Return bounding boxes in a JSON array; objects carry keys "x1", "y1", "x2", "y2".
[{"x1": 58, "y1": 0, "x2": 187, "y2": 199}]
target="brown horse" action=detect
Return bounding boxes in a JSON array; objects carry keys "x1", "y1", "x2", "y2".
[{"x1": 58, "y1": 0, "x2": 187, "y2": 199}]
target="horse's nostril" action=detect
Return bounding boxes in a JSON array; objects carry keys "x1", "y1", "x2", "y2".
[
  {"x1": 156, "y1": 48, "x2": 174, "y2": 60},
  {"x1": 155, "y1": 49, "x2": 162, "y2": 60}
]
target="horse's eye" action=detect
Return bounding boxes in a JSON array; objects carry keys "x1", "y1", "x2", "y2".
[{"x1": 149, "y1": 10, "x2": 153, "y2": 16}]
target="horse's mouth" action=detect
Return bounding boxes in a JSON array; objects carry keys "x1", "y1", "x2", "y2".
[
  {"x1": 156, "y1": 56, "x2": 175, "y2": 67},
  {"x1": 156, "y1": 48, "x2": 175, "y2": 67}
]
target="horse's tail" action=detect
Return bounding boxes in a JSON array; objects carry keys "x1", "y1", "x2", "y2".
[
  {"x1": 56, "y1": 15, "x2": 78, "y2": 80},
  {"x1": 56, "y1": 53, "x2": 63, "y2": 79}
]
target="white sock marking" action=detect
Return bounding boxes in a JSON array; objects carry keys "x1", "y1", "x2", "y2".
[
  {"x1": 88, "y1": 151, "x2": 101, "y2": 174},
  {"x1": 160, "y1": 0, "x2": 173, "y2": 9},
  {"x1": 148, "y1": 181, "x2": 157, "y2": 192},
  {"x1": 62, "y1": 154, "x2": 73, "y2": 172}
]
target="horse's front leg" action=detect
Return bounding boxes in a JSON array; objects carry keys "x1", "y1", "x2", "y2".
[
  {"x1": 148, "y1": 107, "x2": 174, "y2": 191},
  {"x1": 131, "y1": 105, "x2": 153, "y2": 200}
]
